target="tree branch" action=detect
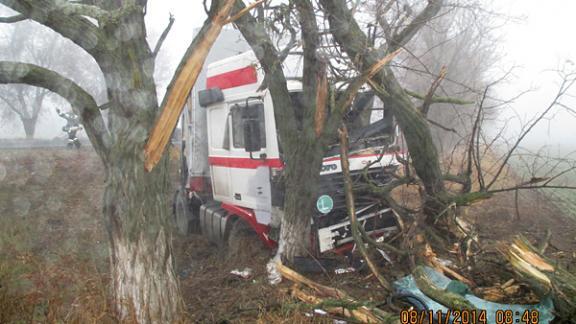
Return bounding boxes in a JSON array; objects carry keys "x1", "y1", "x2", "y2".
[
  {"x1": 294, "y1": 0, "x2": 322, "y2": 138},
  {"x1": 420, "y1": 66, "x2": 447, "y2": 116},
  {"x1": 404, "y1": 89, "x2": 473, "y2": 105},
  {"x1": 224, "y1": 0, "x2": 264, "y2": 24},
  {"x1": 0, "y1": 0, "x2": 108, "y2": 62},
  {"x1": 321, "y1": 0, "x2": 447, "y2": 200},
  {"x1": 0, "y1": 13, "x2": 25, "y2": 23},
  {"x1": 0, "y1": 92, "x2": 23, "y2": 117},
  {"x1": 486, "y1": 73, "x2": 576, "y2": 190},
  {"x1": 427, "y1": 118, "x2": 457, "y2": 134},
  {"x1": 388, "y1": 0, "x2": 444, "y2": 52},
  {"x1": 152, "y1": 13, "x2": 174, "y2": 58},
  {"x1": 144, "y1": 0, "x2": 236, "y2": 172},
  {"x1": 0, "y1": 61, "x2": 110, "y2": 162}
]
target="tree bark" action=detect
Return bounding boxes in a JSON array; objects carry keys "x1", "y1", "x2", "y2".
[
  {"x1": 104, "y1": 149, "x2": 181, "y2": 323},
  {"x1": 278, "y1": 141, "x2": 324, "y2": 260},
  {"x1": 97, "y1": 10, "x2": 184, "y2": 321}
]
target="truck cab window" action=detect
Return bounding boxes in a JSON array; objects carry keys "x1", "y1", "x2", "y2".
[{"x1": 231, "y1": 102, "x2": 266, "y2": 149}]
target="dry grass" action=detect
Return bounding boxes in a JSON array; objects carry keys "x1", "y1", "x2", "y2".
[{"x1": 1, "y1": 147, "x2": 574, "y2": 323}]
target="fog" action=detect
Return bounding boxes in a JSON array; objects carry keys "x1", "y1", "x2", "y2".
[
  {"x1": 0, "y1": 0, "x2": 574, "y2": 157},
  {"x1": 492, "y1": 1, "x2": 576, "y2": 155}
]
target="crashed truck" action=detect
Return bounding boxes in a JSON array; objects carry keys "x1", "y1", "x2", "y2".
[{"x1": 173, "y1": 50, "x2": 406, "y2": 255}]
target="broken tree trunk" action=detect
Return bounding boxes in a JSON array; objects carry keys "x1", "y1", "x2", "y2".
[{"x1": 502, "y1": 235, "x2": 576, "y2": 321}]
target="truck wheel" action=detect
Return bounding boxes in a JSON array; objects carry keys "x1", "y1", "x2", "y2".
[
  {"x1": 173, "y1": 189, "x2": 191, "y2": 235},
  {"x1": 227, "y1": 219, "x2": 266, "y2": 261}
]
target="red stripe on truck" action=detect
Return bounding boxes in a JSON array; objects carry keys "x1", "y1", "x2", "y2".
[
  {"x1": 208, "y1": 156, "x2": 283, "y2": 169},
  {"x1": 206, "y1": 66, "x2": 258, "y2": 90}
]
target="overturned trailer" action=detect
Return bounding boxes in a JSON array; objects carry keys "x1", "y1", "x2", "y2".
[{"x1": 174, "y1": 47, "x2": 405, "y2": 255}]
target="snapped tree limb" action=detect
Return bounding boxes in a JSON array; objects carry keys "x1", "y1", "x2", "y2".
[
  {"x1": 144, "y1": 0, "x2": 236, "y2": 172},
  {"x1": 501, "y1": 236, "x2": 576, "y2": 321},
  {"x1": 277, "y1": 262, "x2": 398, "y2": 323}
]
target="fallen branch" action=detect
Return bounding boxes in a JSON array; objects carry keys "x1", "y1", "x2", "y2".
[{"x1": 277, "y1": 262, "x2": 398, "y2": 323}]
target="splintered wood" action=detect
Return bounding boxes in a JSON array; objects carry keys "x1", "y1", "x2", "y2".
[
  {"x1": 502, "y1": 235, "x2": 576, "y2": 320},
  {"x1": 276, "y1": 262, "x2": 399, "y2": 323},
  {"x1": 143, "y1": 0, "x2": 236, "y2": 172}
]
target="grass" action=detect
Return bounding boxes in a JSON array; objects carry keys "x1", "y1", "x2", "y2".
[{"x1": 0, "y1": 149, "x2": 117, "y2": 323}]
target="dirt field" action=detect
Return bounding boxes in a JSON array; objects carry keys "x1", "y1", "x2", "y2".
[{"x1": 1, "y1": 148, "x2": 575, "y2": 322}]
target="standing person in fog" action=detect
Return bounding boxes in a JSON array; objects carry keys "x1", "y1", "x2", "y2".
[{"x1": 56, "y1": 108, "x2": 82, "y2": 149}]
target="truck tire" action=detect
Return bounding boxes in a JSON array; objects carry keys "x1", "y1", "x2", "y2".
[
  {"x1": 227, "y1": 219, "x2": 267, "y2": 261},
  {"x1": 173, "y1": 189, "x2": 192, "y2": 235}
]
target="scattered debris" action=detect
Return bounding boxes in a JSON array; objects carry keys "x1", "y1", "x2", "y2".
[
  {"x1": 266, "y1": 256, "x2": 282, "y2": 285},
  {"x1": 277, "y1": 262, "x2": 398, "y2": 323},
  {"x1": 393, "y1": 266, "x2": 555, "y2": 323},
  {"x1": 230, "y1": 268, "x2": 253, "y2": 279},
  {"x1": 334, "y1": 267, "x2": 356, "y2": 275}
]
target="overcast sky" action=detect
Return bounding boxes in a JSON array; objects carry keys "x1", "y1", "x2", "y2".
[
  {"x1": 492, "y1": 0, "x2": 576, "y2": 154},
  {"x1": 1, "y1": 1, "x2": 575, "y2": 154}
]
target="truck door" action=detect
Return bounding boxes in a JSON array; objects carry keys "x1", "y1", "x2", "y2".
[
  {"x1": 227, "y1": 99, "x2": 272, "y2": 220},
  {"x1": 207, "y1": 102, "x2": 232, "y2": 200}
]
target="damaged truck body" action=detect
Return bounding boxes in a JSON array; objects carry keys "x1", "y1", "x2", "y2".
[{"x1": 174, "y1": 50, "x2": 405, "y2": 255}]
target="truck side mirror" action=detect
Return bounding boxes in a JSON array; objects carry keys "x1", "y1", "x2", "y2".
[
  {"x1": 243, "y1": 117, "x2": 262, "y2": 153},
  {"x1": 198, "y1": 88, "x2": 224, "y2": 108}
]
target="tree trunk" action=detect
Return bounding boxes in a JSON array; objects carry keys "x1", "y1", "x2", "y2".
[
  {"x1": 278, "y1": 140, "x2": 324, "y2": 262},
  {"x1": 21, "y1": 116, "x2": 37, "y2": 139},
  {"x1": 98, "y1": 9, "x2": 183, "y2": 321},
  {"x1": 103, "y1": 138, "x2": 182, "y2": 323}
]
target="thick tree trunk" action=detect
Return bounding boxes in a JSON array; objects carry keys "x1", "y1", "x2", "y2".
[
  {"x1": 20, "y1": 116, "x2": 37, "y2": 139},
  {"x1": 103, "y1": 141, "x2": 182, "y2": 323},
  {"x1": 98, "y1": 9, "x2": 183, "y2": 320},
  {"x1": 278, "y1": 140, "x2": 324, "y2": 261}
]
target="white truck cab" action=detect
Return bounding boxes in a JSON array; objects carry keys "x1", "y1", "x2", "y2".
[{"x1": 176, "y1": 51, "x2": 404, "y2": 254}]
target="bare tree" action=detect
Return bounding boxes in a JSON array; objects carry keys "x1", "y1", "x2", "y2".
[{"x1": 0, "y1": 23, "x2": 58, "y2": 138}]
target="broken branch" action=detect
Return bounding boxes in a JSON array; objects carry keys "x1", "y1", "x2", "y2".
[
  {"x1": 225, "y1": 0, "x2": 264, "y2": 24},
  {"x1": 144, "y1": 0, "x2": 236, "y2": 172}
]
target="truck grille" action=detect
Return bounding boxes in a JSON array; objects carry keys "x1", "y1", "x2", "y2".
[{"x1": 314, "y1": 166, "x2": 395, "y2": 228}]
